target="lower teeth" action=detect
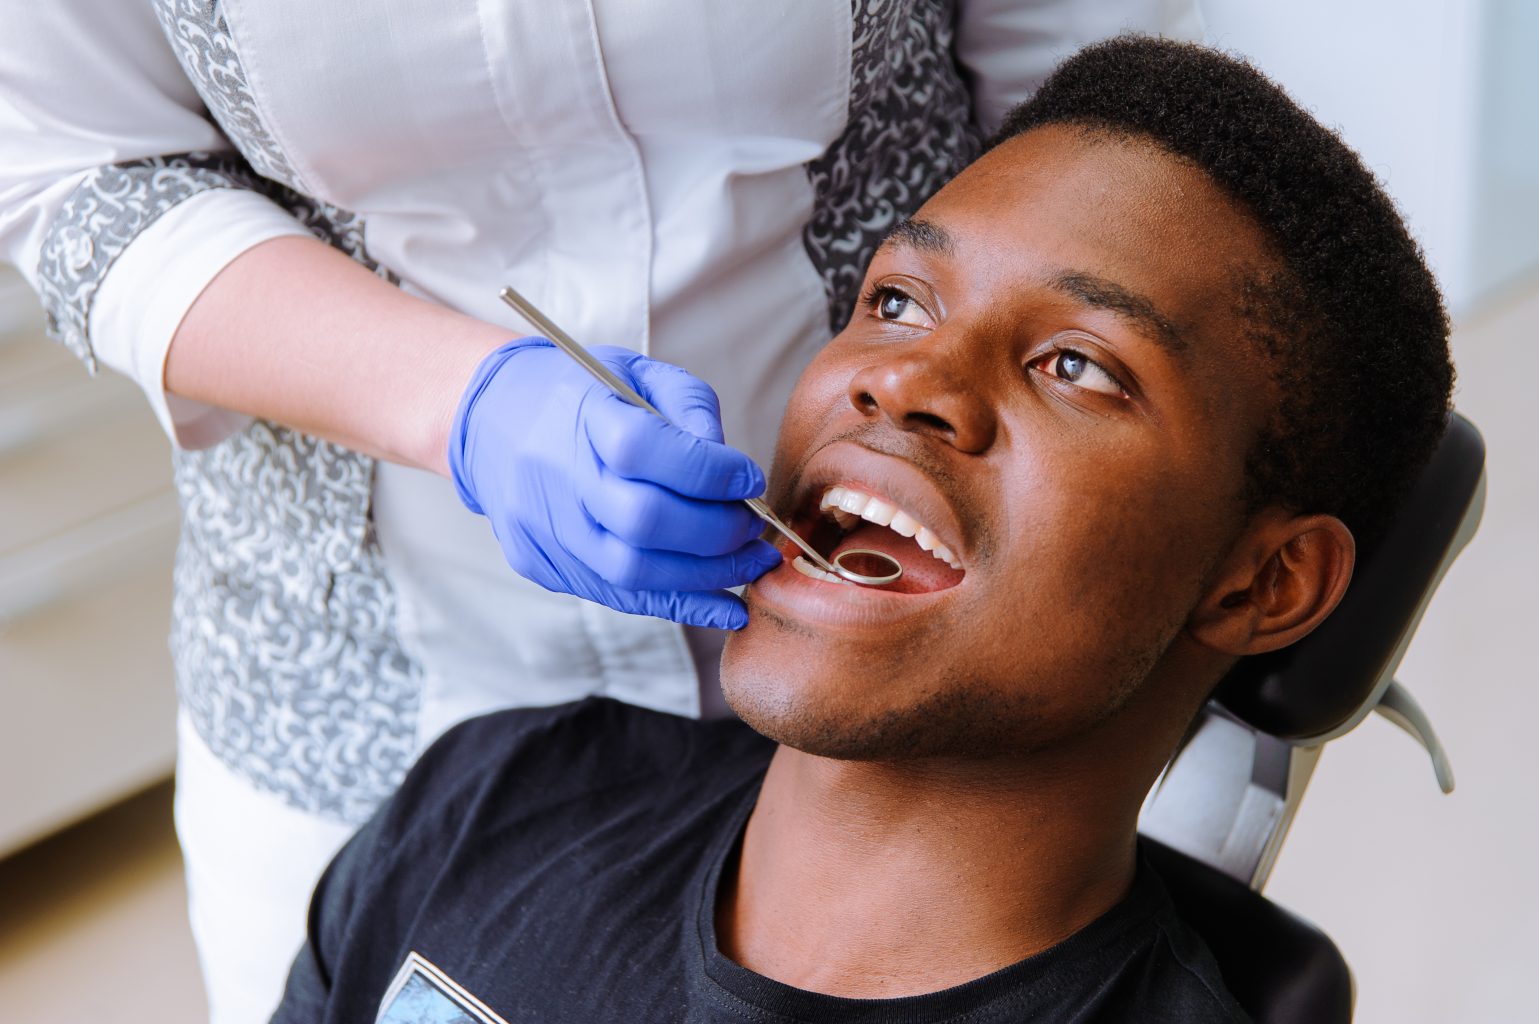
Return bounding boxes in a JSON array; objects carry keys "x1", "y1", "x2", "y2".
[{"x1": 793, "y1": 554, "x2": 853, "y2": 585}]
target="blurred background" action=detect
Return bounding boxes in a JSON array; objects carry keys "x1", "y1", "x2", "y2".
[{"x1": 2, "y1": 2, "x2": 1535, "y2": 1021}]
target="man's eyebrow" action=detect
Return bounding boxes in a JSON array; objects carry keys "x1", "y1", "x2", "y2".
[
  {"x1": 877, "y1": 217, "x2": 956, "y2": 256},
  {"x1": 1050, "y1": 271, "x2": 1188, "y2": 355}
]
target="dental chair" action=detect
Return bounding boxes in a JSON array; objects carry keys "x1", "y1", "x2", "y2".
[{"x1": 1137, "y1": 411, "x2": 1486, "y2": 1023}]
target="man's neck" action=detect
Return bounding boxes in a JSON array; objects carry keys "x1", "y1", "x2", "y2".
[{"x1": 715, "y1": 744, "x2": 1144, "y2": 999}]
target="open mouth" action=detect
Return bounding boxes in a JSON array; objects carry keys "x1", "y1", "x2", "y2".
[{"x1": 785, "y1": 485, "x2": 967, "y2": 595}]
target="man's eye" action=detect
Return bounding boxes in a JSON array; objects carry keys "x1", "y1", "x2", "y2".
[
  {"x1": 1036, "y1": 349, "x2": 1125, "y2": 397},
  {"x1": 865, "y1": 286, "x2": 931, "y2": 327}
]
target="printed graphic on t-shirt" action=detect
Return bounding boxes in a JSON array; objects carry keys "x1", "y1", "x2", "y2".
[{"x1": 376, "y1": 951, "x2": 510, "y2": 1024}]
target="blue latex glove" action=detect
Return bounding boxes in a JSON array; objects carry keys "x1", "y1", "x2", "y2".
[{"x1": 448, "y1": 337, "x2": 781, "y2": 630}]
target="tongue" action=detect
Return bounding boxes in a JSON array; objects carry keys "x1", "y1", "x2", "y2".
[{"x1": 831, "y1": 522, "x2": 965, "y2": 594}]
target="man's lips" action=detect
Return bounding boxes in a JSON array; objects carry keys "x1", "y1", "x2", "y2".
[
  {"x1": 750, "y1": 538, "x2": 962, "y2": 633},
  {"x1": 764, "y1": 443, "x2": 972, "y2": 596}
]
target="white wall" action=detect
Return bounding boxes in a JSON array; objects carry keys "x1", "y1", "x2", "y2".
[
  {"x1": 1200, "y1": 0, "x2": 1539, "y2": 314},
  {"x1": 1470, "y1": 0, "x2": 1539, "y2": 298}
]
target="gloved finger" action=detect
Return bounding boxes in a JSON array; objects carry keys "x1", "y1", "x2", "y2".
[
  {"x1": 583, "y1": 391, "x2": 765, "y2": 501},
  {"x1": 587, "y1": 347, "x2": 727, "y2": 445},
  {"x1": 559, "y1": 514, "x2": 781, "y2": 592},
  {"x1": 620, "y1": 587, "x2": 753, "y2": 631},
  {"x1": 492, "y1": 507, "x2": 757, "y2": 630},
  {"x1": 624, "y1": 355, "x2": 728, "y2": 444},
  {"x1": 580, "y1": 459, "x2": 766, "y2": 554}
]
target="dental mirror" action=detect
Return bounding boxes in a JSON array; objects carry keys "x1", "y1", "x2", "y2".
[
  {"x1": 827, "y1": 548, "x2": 905, "y2": 586},
  {"x1": 498, "y1": 286, "x2": 905, "y2": 588}
]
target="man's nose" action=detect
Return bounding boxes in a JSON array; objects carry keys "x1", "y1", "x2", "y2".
[{"x1": 847, "y1": 345, "x2": 997, "y2": 453}]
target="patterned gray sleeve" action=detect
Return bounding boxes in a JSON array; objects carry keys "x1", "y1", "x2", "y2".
[
  {"x1": 36, "y1": 0, "x2": 317, "y2": 373},
  {"x1": 34, "y1": 152, "x2": 274, "y2": 373},
  {"x1": 35, "y1": 148, "x2": 393, "y2": 375}
]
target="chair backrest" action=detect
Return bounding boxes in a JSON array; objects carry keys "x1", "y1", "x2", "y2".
[
  {"x1": 1139, "y1": 412, "x2": 1487, "y2": 1024},
  {"x1": 1146, "y1": 839, "x2": 1353, "y2": 1023},
  {"x1": 1213, "y1": 412, "x2": 1486, "y2": 741}
]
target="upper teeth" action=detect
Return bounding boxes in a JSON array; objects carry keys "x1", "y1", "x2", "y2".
[{"x1": 819, "y1": 486, "x2": 962, "y2": 570}]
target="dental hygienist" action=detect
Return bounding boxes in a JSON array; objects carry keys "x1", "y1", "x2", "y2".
[{"x1": 0, "y1": 2, "x2": 1198, "y2": 1022}]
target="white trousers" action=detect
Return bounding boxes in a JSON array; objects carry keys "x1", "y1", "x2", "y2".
[{"x1": 174, "y1": 713, "x2": 358, "y2": 1024}]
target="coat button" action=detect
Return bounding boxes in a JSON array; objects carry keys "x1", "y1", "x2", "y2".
[{"x1": 61, "y1": 226, "x2": 95, "y2": 272}]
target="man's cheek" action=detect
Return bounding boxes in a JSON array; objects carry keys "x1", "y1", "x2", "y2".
[
  {"x1": 999, "y1": 469, "x2": 1190, "y2": 622},
  {"x1": 769, "y1": 367, "x2": 851, "y2": 474}
]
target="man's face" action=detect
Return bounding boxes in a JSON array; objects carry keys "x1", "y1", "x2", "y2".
[{"x1": 722, "y1": 124, "x2": 1283, "y2": 761}]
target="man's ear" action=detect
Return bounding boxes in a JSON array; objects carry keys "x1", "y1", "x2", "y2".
[{"x1": 1186, "y1": 510, "x2": 1356, "y2": 656}]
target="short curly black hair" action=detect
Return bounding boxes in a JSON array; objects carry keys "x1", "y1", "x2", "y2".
[{"x1": 995, "y1": 36, "x2": 1454, "y2": 548}]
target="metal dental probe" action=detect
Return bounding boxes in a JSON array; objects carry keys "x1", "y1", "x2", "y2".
[{"x1": 498, "y1": 286, "x2": 903, "y2": 587}]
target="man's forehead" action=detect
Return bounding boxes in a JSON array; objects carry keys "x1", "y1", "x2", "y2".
[{"x1": 904, "y1": 124, "x2": 1264, "y2": 258}]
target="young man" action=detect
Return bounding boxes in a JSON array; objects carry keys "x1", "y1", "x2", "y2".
[{"x1": 272, "y1": 37, "x2": 1452, "y2": 1024}]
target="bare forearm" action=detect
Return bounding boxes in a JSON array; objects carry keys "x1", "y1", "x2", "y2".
[{"x1": 165, "y1": 235, "x2": 509, "y2": 474}]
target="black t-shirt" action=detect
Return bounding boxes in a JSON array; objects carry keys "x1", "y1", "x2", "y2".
[{"x1": 272, "y1": 698, "x2": 1249, "y2": 1023}]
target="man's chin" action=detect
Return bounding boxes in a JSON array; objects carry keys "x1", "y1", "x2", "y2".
[
  {"x1": 720, "y1": 655, "x2": 1052, "y2": 764},
  {"x1": 718, "y1": 628, "x2": 907, "y2": 759},
  {"x1": 722, "y1": 684, "x2": 907, "y2": 761},
  {"x1": 719, "y1": 592, "x2": 940, "y2": 759}
]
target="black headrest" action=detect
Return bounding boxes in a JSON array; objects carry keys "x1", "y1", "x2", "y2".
[
  {"x1": 1213, "y1": 412, "x2": 1484, "y2": 741},
  {"x1": 1146, "y1": 838, "x2": 1353, "y2": 1023}
]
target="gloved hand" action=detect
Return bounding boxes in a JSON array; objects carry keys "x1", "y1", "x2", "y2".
[{"x1": 448, "y1": 337, "x2": 781, "y2": 630}]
